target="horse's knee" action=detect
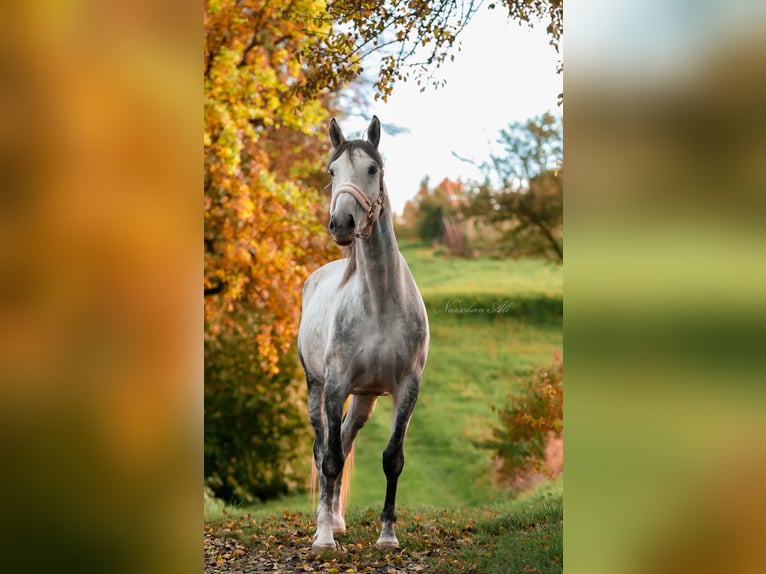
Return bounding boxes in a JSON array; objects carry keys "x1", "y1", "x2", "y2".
[
  {"x1": 322, "y1": 451, "x2": 345, "y2": 480},
  {"x1": 382, "y1": 446, "x2": 404, "y2": 479}
]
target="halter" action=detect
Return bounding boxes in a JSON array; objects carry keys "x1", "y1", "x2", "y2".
[{"x1": 329, "y1": 170, "x2": 387, "y2": 240}]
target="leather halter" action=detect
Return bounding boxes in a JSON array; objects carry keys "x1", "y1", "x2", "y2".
[{"x1": 329, "y1": 171, "x2": 386, "y2": 240}]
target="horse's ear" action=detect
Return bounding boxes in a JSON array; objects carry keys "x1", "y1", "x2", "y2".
[
  {"x1": 367, "y1": 116, "x2": 381, "y2": 149},
  {"x1": 329, "y1": 118, "x2": 345, "y2": 149}
]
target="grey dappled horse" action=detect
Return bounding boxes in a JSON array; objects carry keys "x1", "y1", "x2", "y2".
[{"x1": 297, "y1": 116, "x2": 429, "y2": 551}]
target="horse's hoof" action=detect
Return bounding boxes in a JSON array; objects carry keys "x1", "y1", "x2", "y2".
[
  {"x1": 332, "y1": 516, "x2": 347, "y2": 535},
  {"x1": 312, "y1": 541, "x2": 337, "y2": 552},
  {"x1": 375, "y1": 538, "x2": 399, "y2": 549}
]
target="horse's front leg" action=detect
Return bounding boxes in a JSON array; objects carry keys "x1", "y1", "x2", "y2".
[
  {"x1": 313, "y1": 383, "x2": 346, "y2": 551},
  {"x1": 304, "y1": 368, "x2": 331, "y2": 546},
  {"x1": 306, "y1": 372, "x2": 325, "y2": 479},
  {"x1": 377, "y1": 374, "x2": 420, "y2": 548}
]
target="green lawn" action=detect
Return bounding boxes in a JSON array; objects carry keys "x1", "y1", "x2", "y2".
[{"x1": 405, "y1": 243, "x2": 562, "y2": 299}]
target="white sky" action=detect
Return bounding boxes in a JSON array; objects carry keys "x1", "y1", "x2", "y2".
[{"x1": 335, "y1": 7, "x2": 563, "y2": 215}]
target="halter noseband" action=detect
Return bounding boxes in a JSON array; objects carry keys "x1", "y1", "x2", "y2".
[{"x1": 329, "y1": 171, "x2": 386, "y2": 240}]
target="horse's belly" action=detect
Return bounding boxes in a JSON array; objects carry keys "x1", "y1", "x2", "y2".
[
  {"x1": 350, "y1": 378, "x2": 393, "y2": 397},
  {"x1": 346, "y1": 346, "x2": 414, "y2": 396}
]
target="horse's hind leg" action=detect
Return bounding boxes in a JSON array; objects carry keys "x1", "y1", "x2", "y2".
[
  {"x1": 377, "y1": 375, "x2": 420, "y2": 548},
  {"x1": 330, "y1": 395, "x2": 378, "y2": 534}
]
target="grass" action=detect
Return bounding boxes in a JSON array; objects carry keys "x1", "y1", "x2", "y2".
[
  {"x1": 404, "y1": 243, "x2": 562, "y2": 298},
  {"x1": 205, "y1": 243, "x2": 563, "y2": 571}
]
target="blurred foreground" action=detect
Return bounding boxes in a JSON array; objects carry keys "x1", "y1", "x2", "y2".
[
  {"x1": 0, "y1": 2, "x2": 200, "y2": 573},
  {"x1": 566, "y1": 2, "x2": 766, "y2": 573}
]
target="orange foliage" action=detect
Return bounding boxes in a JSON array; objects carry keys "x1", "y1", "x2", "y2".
[{"x1": 204, "y1": 0, "x2": 339, "y2": 373}]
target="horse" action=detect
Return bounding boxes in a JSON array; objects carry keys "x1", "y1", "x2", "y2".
[{"x1": 297, "y1": 116, "x2": 429, "y2": 551}]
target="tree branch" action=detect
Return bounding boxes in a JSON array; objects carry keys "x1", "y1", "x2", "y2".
[{"x1": 205, "y1": 281, "x2": 228, "y2": 297}]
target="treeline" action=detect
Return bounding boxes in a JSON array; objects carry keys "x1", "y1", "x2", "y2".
[{"x1": 396, "y1": 112, "x2": 563, "y2": 263}]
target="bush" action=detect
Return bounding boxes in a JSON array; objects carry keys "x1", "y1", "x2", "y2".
[
  {"x1": 204, "y1": 325, "x2": 312, "y2": 504},
  {"x1": 483, "y1": 352, "x2": 563, "y2": 487}
]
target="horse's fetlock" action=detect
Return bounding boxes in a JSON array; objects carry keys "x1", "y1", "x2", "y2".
[{"x1": 380, "y1": 508, "x2": 397, "y2": 524}]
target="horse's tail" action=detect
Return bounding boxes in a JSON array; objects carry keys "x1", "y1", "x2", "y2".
[
  {"x1": 309, "y1": 444, "x2": 354, "y2": 513},
  {"x1": 310, "y1": 453, "x2": 318, "y2": 511},
  {"x1": 310, "y1": 397, "x2": 355, "y2": 513},
  {"x1": 340, "y1": 441, "x2": 354, "y2": 514}
]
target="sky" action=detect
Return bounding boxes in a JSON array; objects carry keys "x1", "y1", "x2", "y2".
[{"x1": 333, "y1": 7, "x2": 563, "y2": 216}]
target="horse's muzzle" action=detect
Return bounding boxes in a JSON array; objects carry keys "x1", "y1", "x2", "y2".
[{"x1": 329, "y1": 212, "x2": 355, "y2": 245}]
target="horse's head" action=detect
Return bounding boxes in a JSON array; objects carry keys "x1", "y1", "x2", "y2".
[{"x1": 327, "y1": 116, "x2": 386, "y2": 246}]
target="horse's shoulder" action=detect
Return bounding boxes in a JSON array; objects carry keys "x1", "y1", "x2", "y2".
[
  {"x1": 303, "y1": 258, "x2": 348, "y2": 304},
  {"x1": 305, "y1": 258, "x2": 346, "y2": 286}
]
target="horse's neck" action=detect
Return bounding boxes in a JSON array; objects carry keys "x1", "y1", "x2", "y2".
[{"x1": 354, "y1": 213, "x2": 403, "y2": 313}]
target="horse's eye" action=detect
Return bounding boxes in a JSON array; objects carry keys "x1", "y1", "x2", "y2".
[
  {"x1": 328, "y1": 168, "x2": 334, "y2": 177},
  {"x1": 368, "y1": 165, "x2": 378, "y2": 175}
]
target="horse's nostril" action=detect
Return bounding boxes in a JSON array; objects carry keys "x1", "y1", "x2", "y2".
[{"x1": 329, "y1": 213, "x2": 354, "y2": 236}]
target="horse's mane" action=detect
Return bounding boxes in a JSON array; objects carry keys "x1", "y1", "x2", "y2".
[{"x1": 340, "y1": 243, "x2": 356, "y2": 287}]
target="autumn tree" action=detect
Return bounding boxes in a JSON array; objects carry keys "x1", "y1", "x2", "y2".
[
  {"x1": 465, "y1": 112, "x2": 563, "y2": 262},
  {"x1": 204, "y1": 0, "x2": 343, "y2": 502},
  {"x1": 312, "y1": 0, "x2": 563, "y2": 100}
]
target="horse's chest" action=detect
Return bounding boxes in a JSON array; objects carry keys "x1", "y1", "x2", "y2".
[{"x1": 337, "y1": 322, "x2": 399, "y2": 366}]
